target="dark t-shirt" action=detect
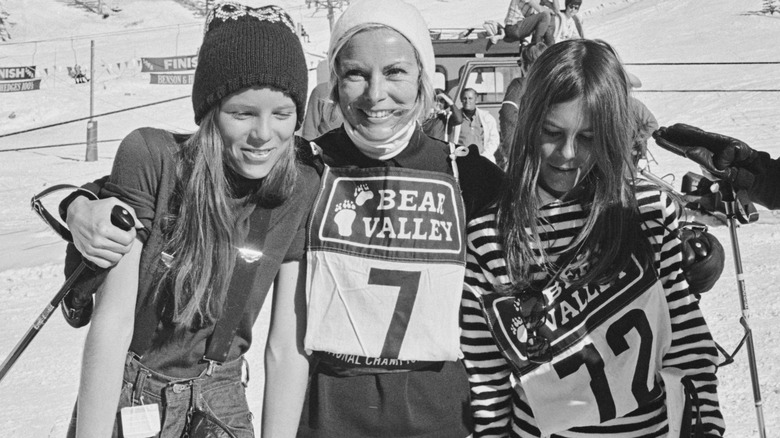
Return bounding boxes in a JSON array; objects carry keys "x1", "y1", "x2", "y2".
[
  {"x1": 99, "y1": 127, "x2": 320, "y2": 378},
  {"x1": 298, "y1": 126, "x2": 503, "y2": 438}
]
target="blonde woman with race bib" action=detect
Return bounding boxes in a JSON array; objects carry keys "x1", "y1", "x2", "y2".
[{"x1": 294, "y1": 1, "x2": 502, "y2": 436}]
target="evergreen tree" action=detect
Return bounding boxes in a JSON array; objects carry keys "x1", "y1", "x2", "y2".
[
  {"x1": 762, "y1": 0, "x2": 780, "y2": 14},
  {"x1": 0, "y1": 2, "x2": 11, "y2": 42}
]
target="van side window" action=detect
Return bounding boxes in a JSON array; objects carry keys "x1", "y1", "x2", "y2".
[
  {"x1": 463, "y1": 65, "x2": 520, "y2": 104},
  {"x1": 434, "y1": 65, "x2": 447, "y2": 93}
]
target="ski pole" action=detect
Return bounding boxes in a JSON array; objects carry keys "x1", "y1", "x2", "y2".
[
  {"x1": 0, "y1": 205, "x2": 134, "y2": 384},
  {"x1": 652, "y1": 135, "x2": 767, "y2": 438},
  {"x1": 720, "y1": 183, "x2": 767, "y2": 438}
]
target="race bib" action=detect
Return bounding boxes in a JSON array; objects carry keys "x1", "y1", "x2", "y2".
[
  {"x1": 480, "y1": 256, "x2": 673, "y2": 434},
  {"x1": 304, "y1": 166, "x2": 466, "y2": 362}
]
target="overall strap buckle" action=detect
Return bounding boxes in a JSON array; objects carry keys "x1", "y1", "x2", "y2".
[{"x1": 202, "y1": 358, "x2": 222, "y2": 377}]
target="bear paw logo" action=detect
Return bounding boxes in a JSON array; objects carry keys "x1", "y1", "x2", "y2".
[
  {"x1": 511, "y1": 315, "x2": 525, "y2": 339},
  {"x1": 354, "y1": 183, "x2": 374, "y2": 206},
  {"x1": 334, "y1": 200, "x2": 357, "y2": 237}
]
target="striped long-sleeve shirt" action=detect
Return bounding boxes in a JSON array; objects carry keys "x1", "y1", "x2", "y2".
[{"x1": 461, "y1": 188, "x2": 725, "y2": 437}]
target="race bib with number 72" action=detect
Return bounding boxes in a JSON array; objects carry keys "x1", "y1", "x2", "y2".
[{"x1": 480, "y1": 256, "x2": 673, "y2": 435}]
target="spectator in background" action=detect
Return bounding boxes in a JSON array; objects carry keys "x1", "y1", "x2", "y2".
[
  {"x1": 591, "y1": 39, "x2": 658, "y2": 165},
  {"x1": 503, "y1": 0, "x2": 559, "y2": 45},
  {"x1": 456, "y1": 88, "x2": 499, "y2": 163},
  {"x1": 301, "y1": 80, "x2": 343, "y2": 140},
  {"x1": 630, "y1": 96, "x2": 658, "y2": 164},
  {"x1": 554, "y1": 0, "x2": 584, "y2": 42},
  {"x1": 422, "y1": 88, "x2": 463, "y2": 142},
  {"x1": 497, "y1": 42, "x2": 548, "y2": 167}
]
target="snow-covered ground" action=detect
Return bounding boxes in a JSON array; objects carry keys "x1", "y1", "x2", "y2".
[{"x1": 0, "y1": 0, "x2": 778, "y2": 436}]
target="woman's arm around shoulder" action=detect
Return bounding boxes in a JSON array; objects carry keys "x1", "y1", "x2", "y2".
[
  {"x1": 261, "y1": 260, "x2": 310, "y2": 438},
  {"x1": 76, "y1": 239, "x2": 142, "y2": 438},
  {"x1": 66, "y1": 127, "x2": 170, "y2": 268}
]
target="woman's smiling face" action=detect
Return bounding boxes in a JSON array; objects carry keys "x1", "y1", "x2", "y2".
[
  {"x1": 217, "y1": 86, "x2": 297, "y2": 180},
  {"x1": 537, "y1": 97, "x2": 596, "y2": 197},
  {"x1": 335, "y1": 27, "x2": 420, "y2": 142}
]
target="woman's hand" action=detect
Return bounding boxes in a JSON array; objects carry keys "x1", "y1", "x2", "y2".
[
  {"x1": 437, "y1": 92, "x2": 454, "y2": 107},
  {"x1": 67, "y1": 197, "x2": 142, "y2": 268}
]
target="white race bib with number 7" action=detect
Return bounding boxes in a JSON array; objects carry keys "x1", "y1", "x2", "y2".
[{"x1": 304, "y1": 165, "x2": 467, "y2": 361}]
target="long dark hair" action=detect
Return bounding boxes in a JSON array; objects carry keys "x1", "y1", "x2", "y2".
[
  {"x1": 498, "y1": 39, "x2": 652, "y2": 289},
  {"x1": 157, "y1": 103, "x2": 299, "y2": 328}
]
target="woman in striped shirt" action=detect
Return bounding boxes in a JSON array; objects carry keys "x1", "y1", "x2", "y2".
[{"x1": 462, "y1": 39, "x2": 725, "y2": 437}]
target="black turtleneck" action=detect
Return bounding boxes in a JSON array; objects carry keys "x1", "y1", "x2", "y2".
[{"x1": 225, "y1": 165, "x2": 264, "y2": 200}]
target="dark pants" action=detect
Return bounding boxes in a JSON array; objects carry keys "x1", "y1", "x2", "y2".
[
  {"x1": 67, "y1": 352, "x2": 254, "y2": 438},
  {"x1": 297, "y1": 360, "x2": 472, "y2": 437},
  {"x1": 504, "y1": 12, "x2": 555, "y2": 45}
]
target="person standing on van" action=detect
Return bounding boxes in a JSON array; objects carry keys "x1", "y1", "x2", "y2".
[{"x1": 456, "y1": 88, "x2": 499, "y2": 163}]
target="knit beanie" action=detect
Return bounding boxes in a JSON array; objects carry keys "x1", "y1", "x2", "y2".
[
  {"x1": 192, "y1": 3, "x2": 308, "y2": 127},
  {"x1": 328, "y1": 0, "x2": 435, "y2": 86}
]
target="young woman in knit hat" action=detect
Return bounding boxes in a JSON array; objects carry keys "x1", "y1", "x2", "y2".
[
  {"x1": 292, "y1": 0, "x2": 502, "y2": 436},
  {"x1": 63, "y1": 3, "x2": 318, "y2": 437}
]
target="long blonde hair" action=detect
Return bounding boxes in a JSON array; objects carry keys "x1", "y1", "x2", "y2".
[{"x1": 157, "y1": 104, "x2": 299, "y2": 328}]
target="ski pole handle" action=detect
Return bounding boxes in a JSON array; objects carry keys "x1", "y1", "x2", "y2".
[
  {"x1": 109, "y1": 204, "x2": 135, "y2": 232},
  {"x1": 0, "y1": 205, "x2": 134, "y2": 384},
  {"x1": 652, "y1": 132, "x2": 689, "y2": 158}
]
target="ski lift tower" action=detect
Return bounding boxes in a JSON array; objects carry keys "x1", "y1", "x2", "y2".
[{"x1": 306, "y1": 0, "x2": 350, "y2": 31}]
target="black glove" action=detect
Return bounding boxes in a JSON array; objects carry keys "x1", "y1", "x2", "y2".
[
  {"x1": 653, "y1": 123, "x2": 760, "y2": 191},
  {"x1": 60, "y1": 242, "x2": 106, "y2": 328},
  {"x1": 677, "y1": 223, "x2": 725, "y2": 296},
  {"x1": 59, "y1": 203, "x2": 133, "y2": 328}
]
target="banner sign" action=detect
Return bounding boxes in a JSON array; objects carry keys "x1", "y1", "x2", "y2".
[
  {"x1": 0, "y1": 66, "x2": 36, "y2": 81},
  {"x1": 0, "y1": 79, "x2": 42, "y2": 93},
  {"x1": 141, "y1": 55, "x2": 197, "y2": 72},
  {"x1": 149, "y1": 73, "x2": 195, "y2": 85}
]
